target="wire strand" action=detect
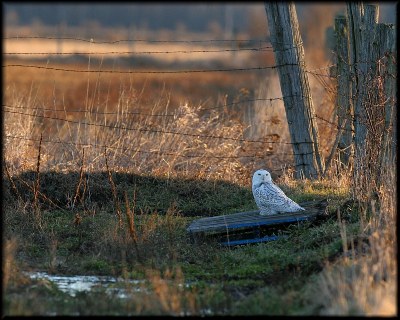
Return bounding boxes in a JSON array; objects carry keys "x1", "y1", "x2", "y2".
[
  {"x1": 5, "y1": 134, "x2": 304, "y2": 159},
  {"x1": 3, "y1": 63, "x2": 297, "y2": 74},
  {"x1": 5, "y1": 109, "x2": 300, "y2": 144}
]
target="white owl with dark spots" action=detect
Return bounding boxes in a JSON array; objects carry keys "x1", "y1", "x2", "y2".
[{"x1": 252, "y1": 169, "x2": 305, "y2": 216}]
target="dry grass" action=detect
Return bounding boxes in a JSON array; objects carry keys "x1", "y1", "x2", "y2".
[
  {"x1": 313, "y1": 164, "x2": 396, "y2": 315},
  {"x1": 306, "y1": 48, "x2": 397, "y2": 315},
  {"x1": 3, "y1": 57, "x2": 277, "y2": 184},
  {"x1": 142, "y1": 266, "x2": 199, "y2": 315},
  {"x1": 4, "y1": 48, "x2": 336, "y2": 183}
]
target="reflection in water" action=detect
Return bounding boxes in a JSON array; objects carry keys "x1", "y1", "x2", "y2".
[
  {"x1": 24, "y1": 271, "x2": 216, "y2": 315},
  {"x1": 26, "y1": 272, "x2": 145, "y2": 298}
]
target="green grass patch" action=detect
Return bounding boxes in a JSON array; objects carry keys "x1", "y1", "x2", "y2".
[{"x1": 3, "y1": 170, "x2": 361, "y2": 316}]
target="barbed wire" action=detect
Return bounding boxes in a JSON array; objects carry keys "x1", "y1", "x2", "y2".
[
  {"x1": 3, "y1": 92, "x2": 350, "y2": 132},
  {"x1": 3, "y1": 63, "x2": 299, "y2": 74},
  {"x1": 305, "y1": 64, "x2": 336, "y2": 79},
  {"x1": 1, "y1": 96, "x2": 296, "y2": 117},
  {"x1": 3, "y1": 63, "x2": 337, "y2": 80},
  {"x1": 4, "y1": 43, "x2": 307, "y2": 56},
  {"x1": 5, "y1": 35, "x2": 395, "y2": 176},
  {"x1": 4, "y1": 47, "x2": 273, "y2": 56},
  {"x1": 314, "y1": 115, "x2": 354, "y2": 132},
  {"x1": 4, "y1": 58, "x2": 384, "y2": 79},
  {"x1": 6, "y1": 36, "x2": 395, "y2": 68},
  {"x1": 3, "y1": 35, "x2": 270, "y2": 44},
  {"x1": 5, "y1": 109, "x2": 303, "y2": 145},
  {"x1": 5, "y1": 101, "x2": 346, "y2": 139},
  {"x1": 3, "y1": 35, "x2": 316, "y2": 47},
  {"x1": 4, "y1": 134, "x2": 308, "y2": 159}
]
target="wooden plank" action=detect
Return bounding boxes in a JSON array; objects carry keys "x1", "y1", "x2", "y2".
[
  {"x1": 187, "y1": 211, "x2": 315, "y2": 233},
  {"x1": 187, "y1": 199, "x2": 327, "y2": 234}
]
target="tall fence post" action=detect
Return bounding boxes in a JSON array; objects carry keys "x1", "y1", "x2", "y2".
[
  {"x1": 264, "y1": 2, "x2": 324, "y2": 179},
  {"x1": 334, "y1": 15, "x2": 353, "y2": 168},
  {"x1": 383, "y1": 25, "x2": 397, "y2": 164},
  {"x1": 346, "y1": 3, "x2": 397, "y2": 198},
  {"x1": 375, "y1": 23, "x2": 397, "y2": 172},
  {"x1": 347, "y1": 4, "x2": 379, "y2": 182}
]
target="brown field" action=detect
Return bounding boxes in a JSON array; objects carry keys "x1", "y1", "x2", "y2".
[{"x1": 3, "y1": 36, "x2": 336, "y2": 181}]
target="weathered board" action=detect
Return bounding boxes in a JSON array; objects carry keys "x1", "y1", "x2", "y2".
[
  {"x1": 187, "y1": 210, "x2": 315, "y2": 233},
  {"x1": 187, "y1": 199, "x2": 328, "y2": 246}
]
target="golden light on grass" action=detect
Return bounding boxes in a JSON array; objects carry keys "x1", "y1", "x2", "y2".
[{"x1": 312, "y1": 161, "x2": 397, "y2": 316}]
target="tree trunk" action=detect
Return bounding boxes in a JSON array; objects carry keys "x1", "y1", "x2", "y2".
[{"x1": 264, "y1": 2, "x2": 324, "y2": 179}]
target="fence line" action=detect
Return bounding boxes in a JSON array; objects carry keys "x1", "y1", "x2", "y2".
[
  {"x1": 314, "y1": 115, "x2": 354, "y2": 132},
  {"x1": 3, "y1": 63, "x2": 335, "y2": 78},
  {"x1": 3, "y1": 63, "x2": 300, "y2": 74},
  {"x1": 4, "y1": 100, "x2": 347, "y2": 132},
  {"x1": 4, "y1": 45, "x2": 308, "y2": 56},
  {"x1": 5, "y1": 30, "x2": 396, "y2": 177},
  {"x1": 4, "y1": 47, "x2": 273, "y2": 56},
  {"x1": 4, "y1": 35, "x2": 313, "y2": 48},
  {"x1": 4, "y1": 35, "x2": 342, "y2": 171},
  {"x1": 3, "y1": 35, "x2": 269, "y2": 44},
  {"x1": 4, "y1": 80, "x2": 348, "y2": 134},
  {"x1": 1, "y1": 95, "x2": 305, "y2": 116},
  {"x1": 5, "y1": 134, "x2": 310, "y2": 159},
  {"x1": 5, "y1": 109, "x2": 302, "y2": 145}
]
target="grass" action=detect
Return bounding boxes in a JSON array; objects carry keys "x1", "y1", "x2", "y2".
[
  {"x1": 3, "y1": 152, "x2": 396, "y2": 316},
  {"x1": 3, "y1": 170, "x2": 360, "y2": 315}
]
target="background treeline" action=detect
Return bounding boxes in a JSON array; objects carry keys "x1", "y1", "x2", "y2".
[{"x1": 4, "y1": 3, "x2": 396, "y2": 33}]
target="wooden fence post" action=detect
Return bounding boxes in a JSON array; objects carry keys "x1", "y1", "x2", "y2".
[
  {"x1": 264, "y1": 2, "x2": 324, "y2": 179},
  {"x1": 376, "y1": 23, "x2": 397, "y2": 170},
  {"x1": 334, "y1": 15, "x2": 353, "y2": 168},
  {"x1": 346, "y1": 3, "x2": 397, "y2": 196},
  {"x1": 383, "y1": 25, "x2": 397, "y2": 164},
  {"x1": 347, "y1": 3, "x2": 379, "y2": 176}
]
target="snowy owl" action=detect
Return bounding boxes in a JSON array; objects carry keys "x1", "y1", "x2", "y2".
[{"x1": 252, "y1": 169, "x2": 305, "y2": 216}]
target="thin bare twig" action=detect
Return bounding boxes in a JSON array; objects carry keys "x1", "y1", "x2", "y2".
[
  {"x1": 104, "y1": 147, "x2": 122, "y2": 227},
  {"x1": 33, "y1": 133, "x2": 43, "y2": 210},
  {"x1": 72, "y1": 148, "x2": 86, "y2": 210},
  {"x1": 4, "y1": 161, "x2": 22, "y2": 201},
  {"x1": 124, "y1": 190, "x2": 142, "y2": 263}
]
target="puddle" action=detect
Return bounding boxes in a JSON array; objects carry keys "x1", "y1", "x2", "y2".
[
  {"x1": 24, "y1": 271, "x2": 215, "y2": 315},
  {"x1": 25, "y1": 271, "x2": 146, "y2": 298}
]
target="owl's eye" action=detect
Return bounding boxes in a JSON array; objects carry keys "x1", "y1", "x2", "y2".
[{"x1": 257, "y1": 173, "x2": 261, "y2": 175}]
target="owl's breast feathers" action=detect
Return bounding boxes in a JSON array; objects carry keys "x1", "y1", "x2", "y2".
[{"x1": 254, "y1": 182, "x2": 299, "y2": 209}]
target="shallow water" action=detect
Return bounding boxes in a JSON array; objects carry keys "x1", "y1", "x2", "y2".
[
  {"x1": 22, "y1": 271, "x2": 216, "y2": 316},
  {"x1": 26, "y1": 271, "x2": 146, "y2": 298}
]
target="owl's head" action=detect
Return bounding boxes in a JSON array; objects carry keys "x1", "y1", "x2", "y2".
[{"x1": 252, "y1": 169, "x2": 272, "y2": 186}]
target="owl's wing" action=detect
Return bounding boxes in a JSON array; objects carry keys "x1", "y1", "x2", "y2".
[{"x1": 258, "y1": 183, "x2": 290, "y2": 207}]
